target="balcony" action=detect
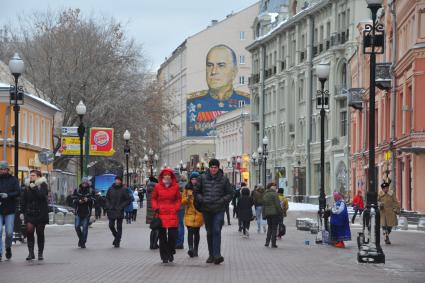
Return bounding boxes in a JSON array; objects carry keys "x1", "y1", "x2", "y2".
[
  {"x1": 347, "y1": 88, "x2": 366, "y2": 111},
  {"x1": 250, "y1": 113, "x2": 260, "y2": 124},
  {"x1": 375, "y1": 63, "x2": 391, "y2": 90}
]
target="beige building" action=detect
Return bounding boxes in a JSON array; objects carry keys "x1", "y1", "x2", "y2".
[
  {"x1": 215, "y1": 106, "x2": 251, "y2": 185},
  {"x1": 157, "y1": 3, "x2": 259, "y2": 170}
]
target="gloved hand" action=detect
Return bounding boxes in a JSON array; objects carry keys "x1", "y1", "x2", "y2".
[{"x1": 0, "y1": 193, "x2": 8, "y2": 199}]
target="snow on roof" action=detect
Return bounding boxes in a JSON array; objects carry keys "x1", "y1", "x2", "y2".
[{"x1": 0, "y1": 80, "x2": 60, "y2": 112}]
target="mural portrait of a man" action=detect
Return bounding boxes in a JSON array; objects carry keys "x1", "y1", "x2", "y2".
[{"x1": 187, "y1": 44, "x2": 250, "y2": 136}]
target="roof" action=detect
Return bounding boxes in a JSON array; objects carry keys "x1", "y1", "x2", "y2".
[
  {"x1": 246, "y1": 0, "x2": 327, "y2": 51},
  {"x1": 0, "y1": 60, "x2": 60, "y2": 112}
]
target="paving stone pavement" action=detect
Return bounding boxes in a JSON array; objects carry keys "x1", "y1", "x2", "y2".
[{"x1": 0, "y1": 206, "x2": 424, "y2": 283}]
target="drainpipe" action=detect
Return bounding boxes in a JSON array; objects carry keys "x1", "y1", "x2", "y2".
[
  {"x1": 389, "y1": 0, "x2": 397, "y2": 191},
  {"x1": 3, "y1": 106, "x2": 10, "y2": 160},
  {"x1": 306, "y1": 15, "x2": 314, "y2": 196},
  {"x1": 259, "y1": 44, "x2": 266, "y2": 185}
]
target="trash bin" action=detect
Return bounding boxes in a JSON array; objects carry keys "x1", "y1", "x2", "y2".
[
  {"x1": 398, "y1": 216, "x2": 408, "y2": 230},
  {"x1": 55, "y1": 212, "x2": 65, "y2": 225}
]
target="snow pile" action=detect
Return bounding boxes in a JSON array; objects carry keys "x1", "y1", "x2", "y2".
[{"x1": 288, "y1": 202, "x2": 319, "y2": 211}]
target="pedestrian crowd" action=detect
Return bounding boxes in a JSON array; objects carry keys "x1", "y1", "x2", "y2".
[{"x1": 0, "y1": 158, "x2": 401, "y2": 265}]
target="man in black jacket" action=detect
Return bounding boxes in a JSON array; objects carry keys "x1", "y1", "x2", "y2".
[
  {"x1": 0, "y1": 161, "x2": 20, "y2": 261},
  {"x1": 194, "y1": 159, "x2": 233, "y2": 265},
  {"x1": 72, "y1": 178, "x2": 95, "y2": 248},
  {"x1": 105, "y1": 176, "x2": 130, "y2": 248}
]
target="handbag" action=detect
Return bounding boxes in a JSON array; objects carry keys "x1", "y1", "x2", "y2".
[
  {"x1": 278, "y1": 223, "x2": 286, "y2": 237},
  {"x1": 150, "y1": 211, "x2": 162, "y2": 230}
]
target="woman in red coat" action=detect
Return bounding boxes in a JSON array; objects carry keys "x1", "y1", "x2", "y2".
[
  {"x1": 351, "y1": 190, "x2": 365, "y2": 224},
  {"x1": 151, "y1": 168, "x2": 181, "y2": 263}
]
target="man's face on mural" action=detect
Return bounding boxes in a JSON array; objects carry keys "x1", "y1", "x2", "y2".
[{"x1": 206, "y1": 47, "x2": 236, "y2": 91}]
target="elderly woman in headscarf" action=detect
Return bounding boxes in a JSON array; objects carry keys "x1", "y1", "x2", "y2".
[{"x1": 330, "y1": 191, "x2": 351, "y2": 248}]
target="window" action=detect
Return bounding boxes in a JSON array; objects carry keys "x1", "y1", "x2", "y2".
[
  {"x1": 340, "y1": 111, "x2": 347, "y2": 137},
  {"x1": 41, "y1": 119, "x2": 45, "y2": 148},
  {"x1": 298, "y1": 79, "x2": 304, "y2": 102},
  {"x1": 36, "y1": 116, "x2": 40, "y2": 146},
  {"x1": 239, "y1": 76, "x2": 245, "y2": 85},
  {"x1": 240, "y1": 55, "x2": 246, "y2": 65},
  {"x1": 29, "y1": 113, "x2": 34, "y2": 145},
  {"x1": 240, "y1": 31, "x2": 245, "y2": 40},
  {"x1": 238, "y1": 100, "x2": 245, "y2": 108},
  {"x1": 22, "y1": 112, "x2": 27, "y2": 143},
  {"x1": 46, "y1": 120, "x2": 51, "y2": 148}
]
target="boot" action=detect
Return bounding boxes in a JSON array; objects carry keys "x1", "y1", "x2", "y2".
[
  {"x1": 38, "y1": 250, "x2": 44, "y2": 261},
  {"x1": 193, "y1": 248, "x2": 198, "y2": 257},
  {"x1": 26, "y1": 240, "x2": 35, "y2": 261},
  {"x1": 188, "y1": 244, "x2": 194, "y2": 258},
  {"x1": 385, "y1": 234, "x2": 391, "y2": 245},
  {"x1": 38, "y1": 241, "x2": 44, "y2": 260}
]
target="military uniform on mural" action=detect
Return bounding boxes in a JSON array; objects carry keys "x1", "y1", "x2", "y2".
[{"x1": 187, "y1": 89, "x2": 250, "y2": 136}]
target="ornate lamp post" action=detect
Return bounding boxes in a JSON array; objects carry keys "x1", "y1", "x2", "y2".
[
  {"x1": 76, "y1": 101, "x2": 86, "y2": 179},
  {"x1": 123, "y1": 130, "x2": 131, "y2": 186},
  {"x1": 257, "y1": 146, "x2": 263, "y2": 184},
  {"x1": 358, "y1": 0, "x2": 386, "y2": 264},
  {"x1": 250, "y1": 152, "x2": 259, "y2": 185},
  {"x1": 8, "y1": 53, "x2": 25, "y2": 181},
  {"x1": 262, "y1": 136, "x2": 269, "y2": 185},
  {"x1": 315, "y1": 62, "x2": 330, "y2": 244},
  {"x1": 144, "y1": 149, "x2": 158, "y2": 177}
]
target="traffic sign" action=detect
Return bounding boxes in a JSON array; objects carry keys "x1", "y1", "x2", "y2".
[{"x1": 61, "y1": 127, "x2": 79, "y2": 137}]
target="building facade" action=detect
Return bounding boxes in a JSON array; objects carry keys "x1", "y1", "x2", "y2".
[
  {"x1": 157, "y1": 3, "x2": 259, "y2": 171},
  {"x1": 349, "y1": 0, "x2": 425, "y2": 213},
  {"x1": 215, "y1": 106, "x2": 251, "y2": 185},
  {"x1": 247, "y1": 0, "x2": 368, "y2": 199},
  {"x1": 0, "y1": 61, "x2": 59, "y2": 184}
]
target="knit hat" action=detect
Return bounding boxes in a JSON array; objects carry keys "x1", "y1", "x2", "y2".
[
  {"x1": 190, "y1": 171, "x2": 200, "y2": 180},
  {"x1": 81, "y1": 177, "x2": 92, "y2": 186},
  {"x1": 115, "y1": 176, "x2": 123, "y2": 182},
  {"x1": 0, "y1": 160, "x2": 8, "y2": 169},
  {"x1": 381, "y1": 180, "x2": 391, "y2": 188},
  {"x1": 208, "y1": 158, "x2": 220, "y2": 168}
]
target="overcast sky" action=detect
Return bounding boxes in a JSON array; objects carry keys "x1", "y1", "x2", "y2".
[{"x1": 0, "y1": 0, "x2": 258, "y2": 71}]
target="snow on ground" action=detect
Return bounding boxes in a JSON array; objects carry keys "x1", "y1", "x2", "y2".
[{"x1": 288, "y1": 202, "x2": 319, "y2": 211}]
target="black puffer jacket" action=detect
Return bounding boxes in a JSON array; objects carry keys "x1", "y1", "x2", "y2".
[
  {"x1": 22, "y1": 177, "x2": 49, "y2": 225},
  {"x1": 72, "y1": 185, "x2": 95, "y2": 218},
  {"x1": 195, "y1": 169, "x2": 233, "y2": 213},
  {"x1": 236, "y1": 188, "x2": 253, "y2": 222},
  {"x1": 0, "y1": 173, "x2": 21, "y2": 215},
  {"x1": 105, "y1": 184, "x2": 130, "y2": 219}
]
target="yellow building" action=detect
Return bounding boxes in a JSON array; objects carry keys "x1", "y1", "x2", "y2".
[{"x1": 0, "y1": 63, "x2": 59, "y2": 184}]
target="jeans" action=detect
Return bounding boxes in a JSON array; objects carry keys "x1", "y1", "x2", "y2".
[
  {"x1": 159, "y1": 228, "x2": 177, "y2": 261},
  {"x1": 176, "y1": 209, "x2": 185, "y2": 246},
  {"x1": 242, "y1": 221, "x2": 250, "y2": 235},
  {"x1": 75, "y1": 216, "x2": 89, "y2": 244},
  {"x1": 203, "y1": 211, "x2": 224, "y2": 258},
  {"x1": 0, "y1": 214, "x2": 15, "y2": 255},
  {"x1": 351, "y1": 208, "x2": 363, "y2": 223},
  {"x1": 225, "y1": 204, "x2": 231, "y2": 225},
  {"x1": 255, "y1": 206, "x2": 265, "y2": 231},
  {"x1": 187, "y1": 226, "x2": 200, "y2": 250},
  {"x1": 132, "y1": 209, "x2": 137, "y2": 221},
  {"x1": 109, "y1": 218, "x2": 123, "y2": 243},
  {"x1": 266, "y1": 215, "x2": 279, "y2": 246}
]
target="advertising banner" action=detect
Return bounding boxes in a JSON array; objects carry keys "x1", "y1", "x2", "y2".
[
  {"x1": 60, "y1": 137, "x2": 83, "y2": 155},
  {"x1": 89, "y1": 128, "x2": 115, "y2": 156}
]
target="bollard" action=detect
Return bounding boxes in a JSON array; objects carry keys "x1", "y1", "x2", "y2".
[
  {"x1": 418, "y1": 218, "x2": 425, "y2": 231},
  {"x1": 398, "y1": 216, "x2": 408, "y2": 230},
  {"x1": 48, "y1": 212, "x2": 54, "y2": 224},
  {"x1": 65, "y1": 212, "x2": 75, "y2": 225},
  {"x1": 55, "y1": 212, "x2": 65, "y2": 225}
]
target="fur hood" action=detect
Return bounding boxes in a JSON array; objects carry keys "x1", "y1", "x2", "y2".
[{"x1": 26, "y1": 176, "x2": 48, "y2": 188}]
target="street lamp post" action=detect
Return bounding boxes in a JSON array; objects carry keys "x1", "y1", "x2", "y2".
[
  {"x1": 8, "y1": 53, "x2": 25, "y2": 181},
  {"x1": 358, "y1": 0, "x2": 386, "y2": 264},
  {"x1": 262, "y1": 136, "x2": 269, "y2": 185},
  {"x1": 315, "y1": 62, "x2": 330, "y2": 244},
  {"x1": 231, "y1": 152, "x2": 236, "y2": 187},
  {"x1": 236, "y1": 156, "x2": 242, "y2": 184},
  {"x1": 257, "y1": 146, "x2": 263, "y2": 184},
  {"x1": 123, "y1": 130, "x2": 131, "y2": 186},
  {"x1": 76, "y1": 101, "x2": 86, "y2": 179},
  {"x1": 250, "y1": 152, "x2": 259, "y2": 185},
  {"x1": 144, "y1": 149, "x2": 158, "y2": 178}
]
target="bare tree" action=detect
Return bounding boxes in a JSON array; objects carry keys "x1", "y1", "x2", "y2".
[{"x1": 1, "y1": 8, "x2": 173, "y2": 169}]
